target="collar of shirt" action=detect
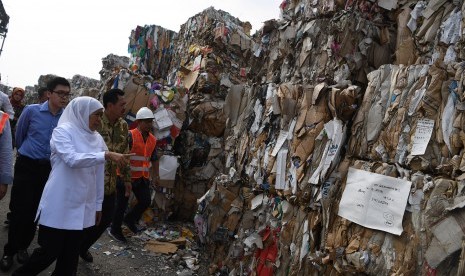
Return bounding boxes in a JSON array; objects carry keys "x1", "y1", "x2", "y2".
[
  {"x1": 101, "y1": 113, "x2": 125, "y2": 129},
  {"x1": 102, "y1": 112, "x2": 111, "y2": 127},
  {"x1": 17, "y1": 103, "x2": 63, "y2": 160},
  {"x1": 39, "y1": 101, "x2": 64, "y2": 115}
]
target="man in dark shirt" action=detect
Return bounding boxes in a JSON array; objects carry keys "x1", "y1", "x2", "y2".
[{"x1": 79, "y1": 88, "x2": 131, "y2": 262}]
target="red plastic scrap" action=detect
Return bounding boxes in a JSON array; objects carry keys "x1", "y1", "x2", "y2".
[
  {"x1": 255, "y1": 227, "x2": 280, "y2": 276},
  {"x1": 424, "y1": 262, "x2": 436, "y2": 276}
]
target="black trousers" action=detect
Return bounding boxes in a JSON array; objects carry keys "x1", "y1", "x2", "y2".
[
  {"x1": 111, "y1": 177, "x2": 151, "y2": 232},
  {"x1": 80, "y1": 192, "x2": 115, "y2": 254},
  {"x1": 12, "y1": 225, "x2": 84, "y2": 276},
  {"x1": 4, "y1": 155, "x2": 51, "y2": 256}
]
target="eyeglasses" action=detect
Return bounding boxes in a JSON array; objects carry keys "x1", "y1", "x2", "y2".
[{"x1": 51, "y1": 90, "x2": 71, "y2": 98}]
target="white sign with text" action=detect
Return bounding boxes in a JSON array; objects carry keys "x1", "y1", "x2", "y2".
[
  {"x1": 338, "y1": 168, "x2": 412, "y2": 235},
  {"x1": 411, "y1": 118, "x2": 434, "y2": 155}
]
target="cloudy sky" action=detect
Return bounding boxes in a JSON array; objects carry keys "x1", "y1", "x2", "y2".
[{"x1": 0, "y1": 0, "x2": 281, "y2": 89}]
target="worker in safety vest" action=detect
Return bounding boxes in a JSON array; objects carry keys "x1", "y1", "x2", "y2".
[
  {"x1": 0, "y1": 111, "x2": 13, "y2": 201},
  {"x1": 110, "y1": 107, "x2": 157, "y2": 235}
]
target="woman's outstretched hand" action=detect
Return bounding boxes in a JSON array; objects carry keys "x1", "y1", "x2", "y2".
[{"x1": 105, "y1": 151, "x2": 134, "y2": 168}]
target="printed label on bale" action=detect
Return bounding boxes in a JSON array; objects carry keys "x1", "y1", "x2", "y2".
[{"x1": 338, "y1": 168, "x2": 412, "y2": 235}]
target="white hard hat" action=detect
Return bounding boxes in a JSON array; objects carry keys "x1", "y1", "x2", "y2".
[{"x1": 136, "y1": 107, "x2": 155, "y2": 120}]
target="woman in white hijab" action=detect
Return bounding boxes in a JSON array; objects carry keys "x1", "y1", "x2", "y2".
[{"x1": 13, "y1": 97, "x2": 131, "y2": 276}]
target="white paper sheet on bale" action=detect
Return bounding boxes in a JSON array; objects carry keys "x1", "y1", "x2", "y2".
[
  {"x1": 153, "y1": 128, "x2": 171, "y2": 140},
  {"x1": 425, "y1": 209, "x2": 465, "y2": 268},
  {"x1": 192, "y1": 55, "x2": 202, "y2": 71},
  {"x1": 244, "y1": 233, "x2": 263, "y2": 249},
  {"x1": 287, "y1": 118, "x2": 296, "y2": 140},
  {"x1": 168, "y1": 109, "x2": 183, "y2": 129},
  {"x1": 338, "y1": 168, "x2": 412, "y2": 235},
  {"x1": 159, "y1": 155, "x2": 179, "y2": 180},
  {"x1": 251, "y1": 194, "x2": 268, "y2": 210},
  {"x1": 271, "y1": 130, "x2": 289, "y2": 157},
  {"x1": 275, "y1": 148, "x2": 288, "y2": 190},
  {"x1": 439, "y1": 9, "x2": 461, "y2": 45},
  {"x1": 250, "y1": 100, "x2": 263, "y2": 134},
  {"x1": 309, "y1": 119, "x2": 345, "y2": 184},
  {"x1": 289, "y1": 163, "x2": 297, "y2": 194},
  {"x1": 299, "y1": 220, "x2": 309, "y2": 261},
  {"x1": 410, "y1": 118, "x2": 434, "y2": 156},
  {"x1": 154, "y1": 108, "x2": 173, "y2": 130},
  {"x1": 377, "y1": 0, "x2": 397, "y2": 10},
  {"x1": 442, "y1": 93, "x2": 456, "y2": 153},
  {"x1": 407, "y1": 2, "x2": 426, "y2": 32}
]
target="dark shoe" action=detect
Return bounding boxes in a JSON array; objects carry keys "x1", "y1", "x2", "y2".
[
  {"x1": 123, "y1": 218, "x2": 139, "y2": 234},
  {"x1": 124, "y1": 219, "x2": 146, "y2": 234},
  {"x1": 0, "y1": 255, "x2": 13, "y2": 272},
  {"x1": 51, "y1": 270, "x2": 76, "y2": 276},
  {"x1": 107, "y1": 228, "x2": 127, "y2": 243},
  {"x1": 16, "y1": 249, "x2": 29, "y2": 264},
  {"x1": 79, "y1": 250, "x2": 93, "y2": 263}
]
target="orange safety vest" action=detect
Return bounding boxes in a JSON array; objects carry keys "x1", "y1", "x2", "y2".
[
  {"x1": 0, "y1": 111, "x2": 8, "y2": 134},
  {"x1": 129, "y1": 128, "x2": 156, "y2": 179}
]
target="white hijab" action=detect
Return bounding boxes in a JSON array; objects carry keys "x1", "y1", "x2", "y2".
[{"x1": 57, "y1": 96, "x2": 105, "y2": 148}]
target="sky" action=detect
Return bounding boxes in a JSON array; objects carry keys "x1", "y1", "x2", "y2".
[{"x1": 0, "y1": 0, "x2": 282, "y2": 89}]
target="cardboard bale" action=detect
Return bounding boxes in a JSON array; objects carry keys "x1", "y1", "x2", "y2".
[{"x1": 128, "y1": 25, "x2": 177, "y2": 81}]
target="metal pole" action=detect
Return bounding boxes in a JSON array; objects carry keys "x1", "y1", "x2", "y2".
[{"x1": 0, "y1": 33, "x2": 7, "y2": 59}]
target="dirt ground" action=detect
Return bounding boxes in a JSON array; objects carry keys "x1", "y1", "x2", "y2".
[{"x1": 0, "y1": 187, "x2": 208, "y2": 276}]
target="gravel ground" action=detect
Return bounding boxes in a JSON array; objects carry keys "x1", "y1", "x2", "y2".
[{"x1": 0, "y1": 187, "x2": 208, "y2": 276}]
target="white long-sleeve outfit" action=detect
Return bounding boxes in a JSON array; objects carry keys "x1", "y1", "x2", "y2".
[
  {"x1": 14, "y1": 96, "x2": 108, "y2": 276},
  {"x1": 36, "y1": 125, "x2": 106, "y2": 230},
  {"x1": 36, "y1": 97, "x2": 107, "y2": 230}
]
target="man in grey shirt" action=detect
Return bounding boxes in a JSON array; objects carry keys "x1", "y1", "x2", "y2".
[
  {"x1": 0, "y1": 91, "x2": 14, "y2": 119},
  {"x1": 0, "y1": 110, "x2": 13, "y2": 200}
]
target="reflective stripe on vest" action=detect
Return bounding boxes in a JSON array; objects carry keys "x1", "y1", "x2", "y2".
[
  {"x1": 130, "y1": 156, "x2": 149, "y2": 162},
  {"x1": 129, "y1": 128, "x2": 156, "y2": 179},
  {"x1": 0, "y1": 112, "x2": 8, "y2": 134},
  {"x1": 130, "y1": 160, "x2": 152, "y2": 171},
  {"x1": 130, "y1": 166, "x2": 150, "y2": 172}
]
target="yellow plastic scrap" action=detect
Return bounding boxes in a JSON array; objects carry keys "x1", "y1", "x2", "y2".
[
  {"x1": 162, "y1": 89, "x2": 175, "y2": 102},
  {"x1": 142, "y1": 208, "x2": 155, "y2": 223},
  {"x1": 181, "y1": 227, "x2": 194, "y2": 239},
  {"x1": 189, "y1": 44, "x2": 201, "y2": 56}
]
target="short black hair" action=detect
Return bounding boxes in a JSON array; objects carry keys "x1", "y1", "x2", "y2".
[
  {"x1": 46, "y1": 77, "x2": 70, "y2": 92},
  {"x1": 103, "y1": 88, "x2": 125, "y2": 108},
  {"x1": 37, "y1": 87, "x2": 47, "y2": 98}
]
